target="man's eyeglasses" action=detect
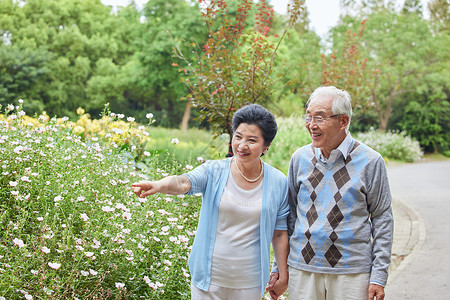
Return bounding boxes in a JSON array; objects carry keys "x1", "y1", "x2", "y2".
[{"x1": 301, "y1": 114, "x2": 344, "y2": 124}]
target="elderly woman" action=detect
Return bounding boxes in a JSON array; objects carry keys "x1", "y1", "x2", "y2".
[{"x1": 132, "y1": 104, "x2": 289, "y2": 300}]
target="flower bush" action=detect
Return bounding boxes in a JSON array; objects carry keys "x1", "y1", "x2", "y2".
[
  {"x1": 356, "y1": 129, "x2": 423, "y2": 162},
  {"x1": 0, "y1": 102, "x2": 202, "y2": 299}
]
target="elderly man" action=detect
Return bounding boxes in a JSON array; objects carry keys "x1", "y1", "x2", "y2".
[{"x1": 268, "y1": 86, "x2": 393, "y2": 300}]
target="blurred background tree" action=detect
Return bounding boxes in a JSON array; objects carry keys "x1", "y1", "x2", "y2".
[{"x1": 0, "y1": 0, "x2": 448, "y2": 154}]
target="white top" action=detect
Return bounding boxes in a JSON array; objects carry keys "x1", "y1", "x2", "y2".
[{"x1": 210, "y1": 170, "x2": 263, "y2": 288}]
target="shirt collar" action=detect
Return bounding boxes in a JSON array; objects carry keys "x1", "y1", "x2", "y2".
[{"x1": 315, "y1": 133, "x2": 354, "y2": 164}]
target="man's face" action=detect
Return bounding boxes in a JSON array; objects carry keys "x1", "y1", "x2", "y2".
[{"x1": 305, "y1": 95, "x2": 348, "y2": 158}]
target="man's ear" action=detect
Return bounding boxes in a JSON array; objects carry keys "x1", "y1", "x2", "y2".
[{"x1": 340, "y1": 115, "x2": 350, "y2": 130}]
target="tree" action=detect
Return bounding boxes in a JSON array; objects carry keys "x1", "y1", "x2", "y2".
[
  {"x1": 0, "y1": 45, "x2": 53, "y2": 114},
  {"x1": 0, "y1": 0, "x2": 140, "y2": 119},
  {"x1": 428, "y1": 0, "x2": 450, "y2": 32},
  {"x1": 329, "y1": 10, "x2": 447, "y2": 131},
  {"x1": 322, "y1": 19, "x2": 370, "y2": 116},
  {"x1": 400, "y1": 96, "x2": 449, "y2": 153},
  {"x1": 128, "y1": 0, "x2": 206, "y2": 128},
  {"x1": 265, "y1": 2, "x2": 323, "y2": 116},
  {"x1": 402, "y1": 0, "x2": 423, "y2": 16},
  {"x1": 174, "y1": 0, "x2": 304, "y2": 140}
]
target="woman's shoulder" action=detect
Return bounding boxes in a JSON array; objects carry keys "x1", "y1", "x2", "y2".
[
  {"x1": 264, "y1": 162, "x2": 287, "y2": 180},
  {"x1": 197, "y1": 158, "x2": 231, "y2": 172}
]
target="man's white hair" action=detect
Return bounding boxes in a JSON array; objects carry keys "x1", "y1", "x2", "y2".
[{"x1": 306, "y1": 86, "x2": 353, "y2": 132}]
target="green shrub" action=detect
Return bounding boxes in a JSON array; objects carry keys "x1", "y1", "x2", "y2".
[
  {"x1": 355, "y1": 129, "x2": 423, "y2": 162},
  {"x1": 147, "y1": 127, "x2": 228, "y2": 165},
  {"x1": 263, "y1": 115, "x2": 311, "y2": 173},
  {"x1": 0, "y1": 104, "x2": 201, "y2": 299}
]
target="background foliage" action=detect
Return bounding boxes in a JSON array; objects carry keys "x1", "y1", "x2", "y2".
[{"x1": 1, "y1": 0, "x2": 448, "y2": 152}]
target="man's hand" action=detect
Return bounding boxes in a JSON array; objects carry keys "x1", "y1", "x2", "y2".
[
  {"x1": 368, "y1": 283, "x2": 385, "y2": 300},
  {"x1": 265, "y1": 272, "x2": 288, "y2": 300}
]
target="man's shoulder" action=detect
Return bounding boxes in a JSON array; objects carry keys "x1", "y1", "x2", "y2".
[
  {"x1": 351, "y1": 139, "x2": 384, "y2": 161},
  {"x1": 291, "y1": 143, "x2": 314, "y2": 159}
]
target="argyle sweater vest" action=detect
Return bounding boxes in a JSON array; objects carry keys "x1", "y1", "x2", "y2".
[{"x1": 287, "y1": 140, "x2": 393, "y2": 286}]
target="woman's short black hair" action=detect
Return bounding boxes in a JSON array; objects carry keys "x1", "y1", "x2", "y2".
[{"x1": 231, "y1": 104, "x2": 277, "y2": 146}]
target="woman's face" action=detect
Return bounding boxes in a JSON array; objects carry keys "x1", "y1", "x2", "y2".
[{"x1": 232, "y1": 123, "x2": 267, "y2": 163}]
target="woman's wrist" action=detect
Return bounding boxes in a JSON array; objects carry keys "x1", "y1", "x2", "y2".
[{"x1": 278, "y1": 270, "x2": 289, "y2": 281}]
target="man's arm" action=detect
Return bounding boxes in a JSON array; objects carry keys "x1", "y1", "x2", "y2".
[{"x1": 367, "y1": 156, "x2": 394, "y2": 295}]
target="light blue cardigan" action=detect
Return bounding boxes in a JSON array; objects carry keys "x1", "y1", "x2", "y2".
[{"x1": 185, "y1": 158, "x2": 289, "y2": 296}]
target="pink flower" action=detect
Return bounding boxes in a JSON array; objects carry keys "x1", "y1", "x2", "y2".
[
  {"x1": 182, "y1": 267, "x2": 190, "y2": 278},
  {"x1": 115, "y1": 282, "x2": 125, "y2": 289},
  {"x1": 102, "y1": 206, "x2": 115, "y2": 213},
  {"x1": 13, "y1": 238, "x2": 26, "y2": 248},
  {"x1": 54, "y1": 195, "x2": 62, "y2": 202},
  {"x1": 20, "y1": 176, "x2": 31, "y2": 182},
  {"x1": 11, "y1": 191, "x2": 19, "y2": 196},
  {"x1": 92, "y1": 238, "x2": 101, "y2": 249},
  {"x1": 171, "y1": 138, "x2": 179, "y2": 145},
  {"x1": 9, "y1": 181, "x2": 18, "y2": 187},
  {"x1": 80, "y1": 213, "x2": 89, "y2": 221},
  {"x1": 122, "y1": 212, "x2": 132, "y2": 220},
  {"x1": 41, "y1": 246, "x2": 50, "y2": 254},
  {"x1": 48, "y1": 262, "x2": 61, "y2": 269},
  {"x1": 89, "y1": 269, "x2": 98, "y2": 276},
  {"x1": 14, "y1": 146, "x2": 24, "y2": 154}
]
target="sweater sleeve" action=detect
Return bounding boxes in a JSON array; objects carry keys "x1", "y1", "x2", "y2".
[
  {"x1": 184, "y1": 161, "x2": 211, "y2": 195},
  {"x1": 366, "y1": 156, "x2": 394, "y2": 286},
  {"x1": 274, "y1": 178, "x2": 289, "y2": 231},
  {"x1": 287, "y1": 151, "x2": 301, "y2": 238}
]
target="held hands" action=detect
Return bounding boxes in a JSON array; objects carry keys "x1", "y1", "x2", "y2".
[
  {"x1": 265, "y1": 272, "x2": 288, "y2": 300},
  {"x1": 131, "y1": 181, "x2": 160, "y2": 198},
  {"x1": 368, "y1": 283, "x2": 385, "y2": 300}
]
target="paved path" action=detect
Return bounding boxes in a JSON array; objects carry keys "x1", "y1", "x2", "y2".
[{"x1": 386, "y1": 161, "x2": 450, "y2": 300}]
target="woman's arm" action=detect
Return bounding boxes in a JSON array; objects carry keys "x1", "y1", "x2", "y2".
[
  {"x1": 268, "y1": 229, "x2": 289, "y2": 299},
  {"x1": 131, "y1": 175, "x2": 191, "y2": 197}
]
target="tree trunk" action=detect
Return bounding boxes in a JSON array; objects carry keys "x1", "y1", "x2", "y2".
[{"x1": 180, "y1": 99, "x2": 192, "y2": 131}]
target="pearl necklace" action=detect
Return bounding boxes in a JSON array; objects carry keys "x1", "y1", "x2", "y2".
[{"x1": 234, "y1": 158, "x2": 264, "y2": 183}]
